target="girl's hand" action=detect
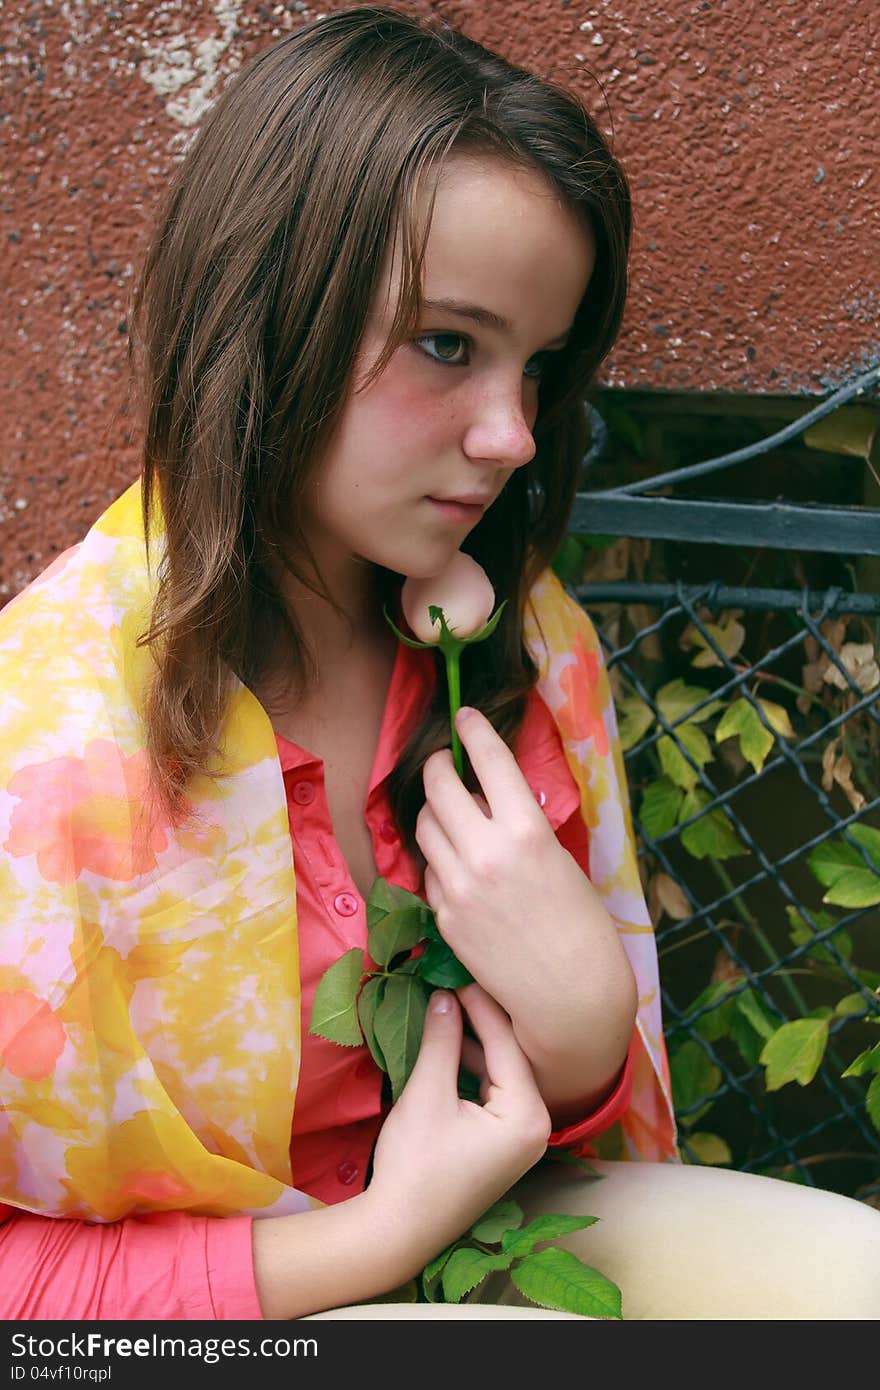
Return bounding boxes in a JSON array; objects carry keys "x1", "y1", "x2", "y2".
[
  {"x1": 365, "y1": 984, "x2": 551, "y2": 1273},
  {"x1": 415, "y1": 706, "x2": 637, "y2": 1119}
]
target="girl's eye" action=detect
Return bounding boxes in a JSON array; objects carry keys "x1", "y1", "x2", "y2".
[
  {"x1": 417, "y1": 335, "x2": 553, "y2": 379},
  {"x1": 417, "y1": 334, "x2": 470, "y2": 366}
]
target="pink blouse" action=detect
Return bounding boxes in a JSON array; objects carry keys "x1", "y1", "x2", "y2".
[{"x1": 0, "y1": 641, "x2": 632, "y2": 1319}]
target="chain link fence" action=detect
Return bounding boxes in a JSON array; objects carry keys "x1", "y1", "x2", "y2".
[{"x1": 572, "y1": 366, "x2": 880, "y2": 1203}]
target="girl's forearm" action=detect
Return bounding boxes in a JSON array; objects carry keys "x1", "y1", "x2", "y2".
[
  {"x1": 509, "y1": 948, "x2": 638, "y2": 1129},
  {"x1": 253, "y1": 1189, "x2": 422, "y2": 1320}
]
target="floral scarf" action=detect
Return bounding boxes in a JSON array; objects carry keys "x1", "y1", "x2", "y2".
[{"x1": 0, "y1": 481, "x2": 677, "y2": 1224}]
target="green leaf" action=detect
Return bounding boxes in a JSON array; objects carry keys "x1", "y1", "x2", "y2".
[
  {"x1": 685, "y1": 617, "x2": 746, "y2": 670},
  {"x1": 501, "y1": 1214, "x2": 598, "y2": 1258},
  {"x1": 383, "y1": 607, "x2": 435, "y2": 650},
  {"x1": 368, "y1": 906, "x2": 432, "y2": 969},
  {"x1": 356, "y1": 974, "x2": 387, "y2": 1072},
  {"x1": 656, "y1": 678, "x2": 722, "y2": 726},
  {"x1": 849, "y1": 823, "x2": 880, "y2": 868},
  {"x1": 421, "y1": 1241, "x2": 459, "y2": 1293},
  {"x1": 734, "y1": 989, "x2": 780, "y2": 1041},
  {"x1": 841, "y1": 1041, "x2": 880, "y2": 1078},
  {"x1": 786, "y1": 905, "x2": 852, "y2": 966},
  {"x1": 715, "y1": 698, "x2": 773, "y2": 774},
  {"x1": 729, "y1": 1007, "x2": 766, "y2": 1067},
  {"x1": 760, "y1": 1018, "x2": 830, "y2": 1091},
  {"x1": 679, "y1": 789, "x2": 746, "y2": 860},
  {"x1": 616, "y1": 695, "x2": 655, "y2": 752},
  {"x1": 510, "y1": 1247, "x2": 622, "y2": 1319},
  {"x1": 543, "y1": 1149, "x2": 600, "y2": 1179},
  {"x1": 441, "y1": 1247, "x2": 513, "y2": 1303},
  {"x1": 373, "y1": 973, "x2": 431, "y2": 1100},
  {"x1": 639, "y1": 776, "x2": 684, "y2": 840},
  {"x1": 657, "y1": 721, "x2": 713, "y2": 792},
  {"x1": 669, "y1": 1039, "x2": 721, "y2": 1124},
  {"x1": 867, "y1": 1074, "x2": 880, "y2": 1134},
  {"x1": 835, "y1": 992, "x2": 870, "y2": 1018},
  {"x1": 757, "y1": 698, "x2": 796, "y2": 739},
  {"x1": 679, "y1": 980, "x2": 737, "y2": 1044},
  {"x1": 366, "y1": 878, "x2": 435, "y2": 966},
  {"x1": 822, "y1": 869, "x2": 880, "y2": 909},
  {"x1": 366, "y1": 876, "x2": 431, "y2": 925},
  {"x1": 807, "y1": 836, "x2": 869, "y2": 889},
  {"x1": 470, "y1": 1199, "x2": 523, "y2": 1243},
  {"x1": 682, "y1": 1131, "x2": 732, "y2": 1166},
  {"x1": 308, "y1": 947, "x2": 365, "y2": 1046},
  {"x1": 416, "y1": 937, "x2": 474, "y2": 988}
]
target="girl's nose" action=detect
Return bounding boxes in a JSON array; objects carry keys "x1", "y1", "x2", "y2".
[{"x1": 461, "y1": 381, "x2": 537, "y2": 472}]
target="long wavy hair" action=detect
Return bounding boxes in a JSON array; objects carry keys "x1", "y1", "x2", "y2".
[{"x1": 128, "y1": 4, "x2": 631, "y2": 850}]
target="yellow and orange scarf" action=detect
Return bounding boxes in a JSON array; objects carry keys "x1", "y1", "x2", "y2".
[{"x1": 0, "y1": 481, "x2": 677, "y2": 1224}]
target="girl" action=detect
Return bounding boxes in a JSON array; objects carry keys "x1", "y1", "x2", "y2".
[{"x1": 0, "y1": 6, "x2": 877, "y2": 1320}]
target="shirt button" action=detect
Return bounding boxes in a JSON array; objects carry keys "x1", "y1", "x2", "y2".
[
  {"x1": 378, "y1": 817, "x2": 399, "y2": 844},
  {"x1": 292, "y1": 781, "x2": 315, "y2": 805},
  {"x1": 536, "y1": 788, "x2": 547, "y2": 808},
  {"x1": 337, "y1": 1161, "x2": 358, "y2": 1186},
  {"x1": 333, "y1": 892, "x2": 359, "y2": 917}
]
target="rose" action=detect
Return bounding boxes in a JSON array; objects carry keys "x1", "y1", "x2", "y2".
[
  {"x1": 387, "y1": 554, "x2": 505, "y2": 777},
  {"x1": 401, "y1": 551, "x2": 496, "y2": 643}
]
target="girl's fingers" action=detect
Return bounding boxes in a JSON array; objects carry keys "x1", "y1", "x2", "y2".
[
  {"x1": 421, "y1": 717, "x2": 542, "y2": 850},
  {"x1": 404, "y1": 990, "x2": 463, "y2": 1099},
  {"x1": 421, "y1": 748, "x2": 487, "y2": 842},
  {"x1": 414, "y1": 802, "x2": 457, "y2": 882},
  {"x1": 454, "y1": 983, "x2": 539, "y2": 1094},
  {"x1": 453, "y1": 707, "x2": 538, "y2": 817}
]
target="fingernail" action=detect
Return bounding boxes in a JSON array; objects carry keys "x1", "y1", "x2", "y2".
[
  {"x1": 456, "y1": 706, "x2": 475, "y2": 724},
  {"x1": 430, "y1": 991, "x2": 452, "y2": 1013}
]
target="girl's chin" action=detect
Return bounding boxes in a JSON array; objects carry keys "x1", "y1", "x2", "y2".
[{"x1": 392, "y1": 550, "x2": 463, "y2": 581}]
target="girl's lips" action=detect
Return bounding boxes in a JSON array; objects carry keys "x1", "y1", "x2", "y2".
[{"x1": 427, "y1": 497, "x2": 487, "y2": 524}]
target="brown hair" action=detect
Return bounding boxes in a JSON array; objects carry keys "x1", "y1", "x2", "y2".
[{"x1": 129, "y1": 4, "x2": 631, "y2": 850}]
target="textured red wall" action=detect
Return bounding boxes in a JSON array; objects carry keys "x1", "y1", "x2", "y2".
[{"x1": 2, "y1": 0, "x2": 878, "y2": 595}]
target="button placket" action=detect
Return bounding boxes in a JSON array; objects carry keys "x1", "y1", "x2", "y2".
[{"x1": 292, "y1": 779, "x2": 316, "y2": 805}]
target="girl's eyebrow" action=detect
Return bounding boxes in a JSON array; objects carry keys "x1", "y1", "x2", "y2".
[{"x1": 420, "y1": 296, "x2": 571, "y2": 348}]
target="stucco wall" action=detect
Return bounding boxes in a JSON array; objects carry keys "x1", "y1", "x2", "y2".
[{"x1": 2, "y1": 0, "x2": 878, "y2": 595}]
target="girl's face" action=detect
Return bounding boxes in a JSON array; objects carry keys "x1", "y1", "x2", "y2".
[{"x1": 302, "y1": 154, "x2": 595, "y2": 596}]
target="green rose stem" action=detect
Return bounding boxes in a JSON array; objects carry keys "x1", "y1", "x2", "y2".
[
  {"x1": 384, "y1": 600, "x2": 506, "y2": 779},
  {"x1": 445, "y1": 637, "x2": 464, "y2": 777}
]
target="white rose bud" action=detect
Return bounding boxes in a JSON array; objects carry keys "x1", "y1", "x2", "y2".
[{"x1": 401, "y1": 552, "x2": 496, "y2": 644}]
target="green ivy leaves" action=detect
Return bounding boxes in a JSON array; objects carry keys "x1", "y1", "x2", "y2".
[
  {"x1": 622, "y1": 680, "x2": 804, "y2": 861},
  {"x1": 309, "y1": 876, "x2": 473, "y2": 1101},
  {"x1": 421, "y1": 1197, "x2": 622, "y2": 1318},
  {"x1": 715, "y1": 697, "x2": 794, "y2": 774},
  {"x1": 310, "y1": 948, "x2": 365, "y2": 1048},
  {"x1": 760, "y1": 1017, "x2": 831, "y2": 1091},
  {"x1": 806, "y1": 825, "x2": 880, "y2": 909}
]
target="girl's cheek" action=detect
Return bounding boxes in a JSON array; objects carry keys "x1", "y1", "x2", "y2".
[{"x1": 378, "y1": 359, "x2": 462, "y2": 433}]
